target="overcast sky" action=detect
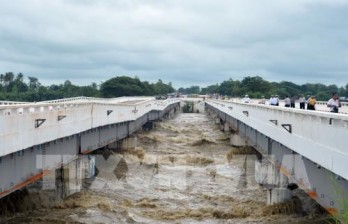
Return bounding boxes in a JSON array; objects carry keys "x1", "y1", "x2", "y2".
[{"x1": 0, "y1": 0, "x2": 347, "y2": 88}]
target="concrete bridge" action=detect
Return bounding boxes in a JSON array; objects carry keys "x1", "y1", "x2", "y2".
[
  {"x1": 1, "y1": 96, "x2": 347, "y2": 216},
  {"x1": 205, "y1": 98, "x2": 348, "y2": 215},
  {"x1": 0, "y1": 96, "x2": 180, "y2": 199}
]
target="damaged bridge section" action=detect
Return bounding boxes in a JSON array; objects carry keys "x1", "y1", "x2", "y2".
[{"x1": 0, "y1": 97, "x2": 180, "y2": 199}]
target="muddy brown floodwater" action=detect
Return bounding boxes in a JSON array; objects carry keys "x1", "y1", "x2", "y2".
[{"x1": 2, "y1": 113, "x2": 330, "y2": 223}]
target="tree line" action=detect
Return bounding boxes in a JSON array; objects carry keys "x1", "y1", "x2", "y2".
[
  {"x1": 179, "y1": 76, "x2": 348, "y2": 101},
  {"x1": 1, "y1": 72, "x2": 347, "y2": 102},
  {"x1": 0, "y1": 72, "x2": 174, "y2": 102}
]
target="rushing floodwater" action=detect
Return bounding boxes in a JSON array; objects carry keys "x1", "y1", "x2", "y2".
[{"x1": 3, "y1": 113, "x2": 329, "y2": 223}]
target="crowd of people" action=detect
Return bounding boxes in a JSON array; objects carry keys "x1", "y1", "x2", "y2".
[
  {"x1": 264, "y1": 92, "x2": 343, "y2": 113},
  {"x1": 210, "y1": 92, "x2": 344, "y2": 113}
]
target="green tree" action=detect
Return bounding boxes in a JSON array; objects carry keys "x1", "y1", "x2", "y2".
[
  {"x1": 3, "y1": 72, "x2": 14, "y2": 92},
  {"x1": 178, "y1": 86, "x2": 200, "y2": 94},
  {"x1": 100, "y1": 76, "x2": 145, "y2": 97},
  {"x1": 218, "y1": 79, "x2": 234, "y2": 96},
  {"x1": 241, "y1": 76, "x2": 272, "y2": 94},
  {"x1": 277, "y1": 81, "x2": 301, "y2": 98},
  {"x1": 0, "y1": 74, "x2": 4, "y2": 87},
  {"x1": 153, "y1": 79, "x2": 175, "y2": 95},
  {"x1": 28, "y1": 76, "x2": 40, "y2": 91},
  {"x1": 13, "y1": 73, "x2": 28, "y2": 93},
  {"x1": 201, "y1": 84, "x2": 219, "y2": 94}
]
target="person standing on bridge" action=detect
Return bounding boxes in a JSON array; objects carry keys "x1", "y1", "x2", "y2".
[
  {"x1": 242, "y1": 95, "x2": 250, "y2": 103},
  {"x1": 307, "y1": 96, "x2": 316, "y2": 110},
  {"x1": 275, "y1": 95, "x2": 279, "y2": 106},
  {"x1": 284, "y1": 96, "x2": 291, "y2": 107},
  {"x1": 299, "y1": 95, "x2": 306, "y2": 109},
  {"x1": 327, "y1": 92, "x2": 342, "y2": 113},
  {"x1": 269, "y1": 95, "x2": 277, "y2": 106},
  {"x1": 290, "y1": 96, "x2": 296, "y2": 108}
]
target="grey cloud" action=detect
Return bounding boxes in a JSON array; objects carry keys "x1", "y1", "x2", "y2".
[{"x1": 0, "y1": 0, "x2": 347, "y2": 87}]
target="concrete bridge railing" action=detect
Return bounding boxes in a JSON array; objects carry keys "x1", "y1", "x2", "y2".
[{"x1": 0, "y1": 97, "x2": 180, "y2": 158}]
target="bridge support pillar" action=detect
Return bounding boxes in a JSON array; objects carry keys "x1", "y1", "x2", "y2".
[
  {"x1": 193, "y1": 101, "x2": 205, "y2": 113},
  {"x1": 255, "y1": 160, "x2": 292, "y2": 205},
  {"x1": 53, "y1": 156, "x2": 95, "y2": 200},
  {"x1": 169, "y1": 109, "x2": 175, "y2": 118},
  {"x1": 215, "y1": 118, "x2": 221, "y2": 125},
  {"x1": 267, "y1": 188, "x2": 293, "y2": 205},
  {"x1": 230, "y1": 133, "x2": 247, "y2": 147},
  {"x1": 223, "y1": 123, "x2": 230, "y2": 132},
  {"x1": 121, "y1": 136, "x2": 137, "y2": 150},
  {"x1": 107, "y1": 136, "x2": 138, "y2": 151},
  {"x1": 143, "y1": 121, "x2": 154, "y2": 131},
  {"x1": 210, "y1": 110, "x2": 215, "y2": 117}
]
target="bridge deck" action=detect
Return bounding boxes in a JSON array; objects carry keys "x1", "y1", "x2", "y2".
[{"x1": 0, "y1": 97, "x2": 179, "y2": 157}]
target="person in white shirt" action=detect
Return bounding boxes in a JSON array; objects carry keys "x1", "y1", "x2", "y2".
[
  {"x1": 327, "y1": 92, "x2": 341, "y2": 113},
  {"x1": 243, "y1": 95, "x2": 250, "y2": 103},
  {"x1": 284, "y1": 96, "x2": 291, "y2": 107},
  {"x1": 299, "y1": 95, "x2": 306, "y2": 109},
  {"x1": 269, "y1": 95, "x2": 277, "y2": 106}
]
